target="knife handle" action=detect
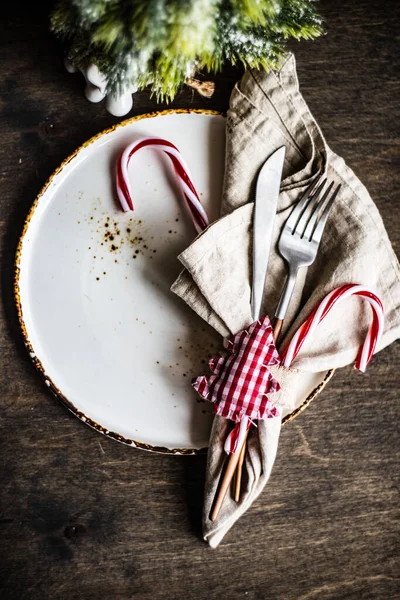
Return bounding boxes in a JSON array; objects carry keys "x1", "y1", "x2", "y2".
[
  {"x1": 231, "y1": 318, "x2": 283, "y2": 503},
  {"x1": 210, "y1": 429, "x2": 250, "y2": 521}
]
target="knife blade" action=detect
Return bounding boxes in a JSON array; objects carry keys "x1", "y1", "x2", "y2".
[{"x1": 251, "y1": 146, "x2": 286, "y2": 322}]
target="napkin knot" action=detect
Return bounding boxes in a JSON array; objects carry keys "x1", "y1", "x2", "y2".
[{"x1": 192, "y1": 315, "x2": 281, "y2": 423}]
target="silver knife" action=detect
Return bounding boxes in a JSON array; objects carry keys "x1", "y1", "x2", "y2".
[
  {"x1": 212, "y1": 146, "x2": 286, "y2": 518},
  {"x1": 231, "y1": 146, "x2": 285, "y2": 503},
  {"x1": 251, "y1": 146, "x2": 286, "y2": 322}
]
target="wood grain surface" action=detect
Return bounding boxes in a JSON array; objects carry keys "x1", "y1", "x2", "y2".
[{"x1": 1, "y1": 1, "x2": 399, "y2": 599}]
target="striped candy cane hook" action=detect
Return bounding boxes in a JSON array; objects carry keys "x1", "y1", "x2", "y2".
[
  {"x1": 281, "y1": 284, "x2": 384, "y2": 371},
  {"x1": 116, "y1": 137, "x2": 209, "y2": 234},
  {"x1": 224, "y1": 284, "x2": 384, "y2": 454}
]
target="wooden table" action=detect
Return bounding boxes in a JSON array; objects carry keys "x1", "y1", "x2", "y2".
[{"x1": 1, "y1": 1, "x2": 399, "y2": 598}]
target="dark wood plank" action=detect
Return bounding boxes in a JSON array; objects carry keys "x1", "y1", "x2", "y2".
[{"x1": 0, "y1": 1, "x2": 399, "y2": 599}]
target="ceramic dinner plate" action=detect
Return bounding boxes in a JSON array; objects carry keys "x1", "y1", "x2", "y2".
[{"x1": 15, "y1": 109, "x2": 333, "y2": 454}]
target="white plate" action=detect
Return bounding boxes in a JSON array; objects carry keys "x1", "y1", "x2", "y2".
[{"x1": 15, "y1": 109, "x2": 333, "y2": 454}]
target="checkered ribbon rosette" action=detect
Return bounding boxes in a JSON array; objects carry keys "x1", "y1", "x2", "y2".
[{"x1": 192, "y1": 315, "x2": 281, "y2": 452}]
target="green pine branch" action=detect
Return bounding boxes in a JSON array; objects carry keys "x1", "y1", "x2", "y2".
[{"x1": 51, "y1": 0, "x2": 323, "y2": 101}]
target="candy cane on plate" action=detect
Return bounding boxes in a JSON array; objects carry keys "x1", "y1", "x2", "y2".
[
  {"x1": 281, "y1": 284, "x2": 384, "y2": 371},
  {"x1": 116, "y1": 137, "x2": 209, "y2": 234}
]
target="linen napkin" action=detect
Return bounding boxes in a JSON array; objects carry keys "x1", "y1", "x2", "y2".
[{"x1": 171, "y1": 54, "x2": 400, "y2": 548}]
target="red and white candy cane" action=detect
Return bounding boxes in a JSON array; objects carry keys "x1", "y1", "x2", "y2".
[
  {"x1": 225, "y1": 284, "x2": 384, "y2": 454},
  {"x1": 116, "y1": 137, "x2": 209, "y2": 234},
  {"x1": 281, "y1": 284, "x2": 384, "y2": 371}
]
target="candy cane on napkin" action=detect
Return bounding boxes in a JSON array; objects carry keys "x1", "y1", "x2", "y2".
[
  {"x1": 281, "y1": 284, "x2": 384, "y2": 370},
  {"x1": 116, "y1": 137, "x2": 209, "y2": 233},
  {"x1": 224, "y1": 284, "x2": 384, "y2": 455}
]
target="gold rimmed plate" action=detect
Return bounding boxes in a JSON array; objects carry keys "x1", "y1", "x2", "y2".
[{"x1": 14, "y1": 109, "x2": 334, "y2": 454}]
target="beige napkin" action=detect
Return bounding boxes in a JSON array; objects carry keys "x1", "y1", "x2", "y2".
[{"x1": 171, "y1": 54, "x2": 400, "y2": 548}]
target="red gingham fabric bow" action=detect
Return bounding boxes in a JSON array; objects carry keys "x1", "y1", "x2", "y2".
[{"x1": 192, "y1": 315, "x2": 281, "y2": 428}]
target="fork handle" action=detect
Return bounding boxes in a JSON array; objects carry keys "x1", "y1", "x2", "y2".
[
  {"x1": 273, "y1": 318, "x2": 283, "y2": 341},
  {"x1": 275, "y1": 266, "x2": 299, "y2": 321}
]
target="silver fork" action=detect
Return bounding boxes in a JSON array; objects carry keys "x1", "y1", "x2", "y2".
[{"x1": 274, "y1": 177, "x2": 341, "y2": 337}]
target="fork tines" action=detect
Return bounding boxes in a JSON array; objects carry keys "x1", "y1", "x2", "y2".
[{"x1": 289, "y1": 177, "x2": 341, "y2": 241}]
